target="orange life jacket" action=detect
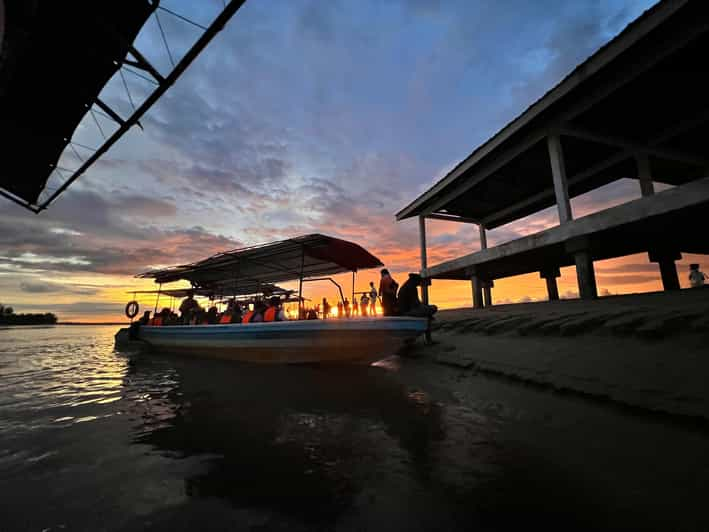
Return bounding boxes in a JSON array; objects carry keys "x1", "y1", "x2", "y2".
[
  {"x1": 219, "y1": 313, "x2": 232, "y2": 324},
  {"x1": 151, "y1": 316, "x2": 163, "y2": 326},
  {"x1": 263, "y1": 306, "x2": 277, "y2": 322},
  {"x1": 242, "y1": 310, "x2": 255, "y2": 324}
]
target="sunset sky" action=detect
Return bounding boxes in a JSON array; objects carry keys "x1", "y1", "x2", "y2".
[{"x1": 3, "y1": 0, "x2": 704, "y2": 322}]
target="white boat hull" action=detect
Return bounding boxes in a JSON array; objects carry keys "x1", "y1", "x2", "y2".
[{"x1": 131, "y1": 317, "x2": 428, "y2": 364}]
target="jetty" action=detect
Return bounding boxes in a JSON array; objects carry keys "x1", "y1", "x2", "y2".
[{"x1": 397, "y1": 0, "x2": 709, "y2": 306}]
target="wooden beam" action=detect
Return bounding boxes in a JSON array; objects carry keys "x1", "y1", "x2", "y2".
[
  {"x1": 419, "y1": 216, "x2": 429, "y2": 278},
  {"x1": 483, "y1": 110, "x2": 709, "y2": 229},
  {"x1": 636, "y1": 154, "x2": 655, "y2": 197},
  {"x1": 421, "y1": 131, "x2": 547, "y2": 216},
  {"x1": 560, "y1": 126, "x2": 709, "y2": 167},
  {"x1": 478, "y1": 224, "x2": 488, "y2": 250},
  {"x1": 425, "y1": 213, "x2": 480, "y2": 224}
]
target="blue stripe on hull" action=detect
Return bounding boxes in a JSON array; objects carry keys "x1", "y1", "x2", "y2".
[{"x1": 135, "y1": 317, "x2": 428, "y2": 364}]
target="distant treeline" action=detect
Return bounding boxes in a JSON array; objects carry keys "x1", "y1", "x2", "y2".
[{"x1": 0, "y1": 304, "x2": 58, "y2": 325}]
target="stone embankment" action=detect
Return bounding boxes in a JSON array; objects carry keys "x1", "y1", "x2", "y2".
[{"x1": 410, "y1": 287, "x2": 709, "y2": 420}]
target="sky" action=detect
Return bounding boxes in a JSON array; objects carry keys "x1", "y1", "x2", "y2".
[{"x1": 3, "y1": 0, "x2": 703, "y2": 322}]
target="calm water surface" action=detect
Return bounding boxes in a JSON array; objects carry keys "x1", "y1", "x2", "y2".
[{"x1": 1, "y1": 325, "x2": 709, "y2": 531}]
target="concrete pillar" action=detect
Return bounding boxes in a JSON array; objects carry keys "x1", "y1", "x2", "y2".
[
  {"x1": 540, "y1": 267, "x2": 561, "y2": 301},
  {"x1": 478, "y1": 224, "x2": 488, "y2": 250},
  {"x1": 649, "y1": 250, "x2": 681, "y2": 291},
  {"x1": 636, "y1": 154, "x2": 655, "y2": 197},
  {"x1": 418, "y1": 216, "x2": 429, "y2": 305},
  {"x1": 478, "y1": 224, "x2": 492, "y2": 306},
  {"x1": 547, "y1": 134, "x2": 573, "y2": 224},
  {"x1": 566, "y1": 238, "x2": 597, "y2": 300},
  {"x1": 470, "y1": 273, "x2": 484, "y2": 309},
  {"x1": 574, "y1": 250, "x2": 598, "y2": 299},
  {"x1": 483, "y1": 280, "x2": 494, "y2": 307}
]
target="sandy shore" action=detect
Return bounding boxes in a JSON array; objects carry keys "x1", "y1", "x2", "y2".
[{"x1": 407, "y1": 287, "x2": 709, "y2": 420}]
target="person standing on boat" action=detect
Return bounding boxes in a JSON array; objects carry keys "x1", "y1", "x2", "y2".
[
  {"x1": 337, "y1": 300, "x2": 344, "y2": 318},
  {"x1": 369, "y1": 282, "x2": 378, "y2": 315},
  {"x1": 379, "y1": 269, "x2": 399, "y2": 316},
  {"x1": 322, "y1": 297, "x2": 331, "y2": 319},
  {"x1": 360, "y1": 293, "x2": 369, "y2": 317},
  {"x1": 344, "y1": 298, "x2": 351, "y2": 318},
  {"x1": 179, "y1": 291, "x2": 201, "y2": 324}
]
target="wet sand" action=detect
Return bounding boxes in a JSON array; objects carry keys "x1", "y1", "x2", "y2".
[
  {"x1": 413, "y1": 287, "x2": 709, "y2": 420},
  {"x1": 2, "y1": 325, "x2": 709, "y2": 530}
]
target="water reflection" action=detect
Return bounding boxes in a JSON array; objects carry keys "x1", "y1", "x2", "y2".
[{"x1": 126, "y1": 355, "x2": 450, "y2": 524}]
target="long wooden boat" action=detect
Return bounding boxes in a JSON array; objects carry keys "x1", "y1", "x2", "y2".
[
  {"x1": 119, "y1": 317, "x2": 427, "y2": 364},
  {"x1": 118, "y1": 234, "x2": 431, "y2": 364}
]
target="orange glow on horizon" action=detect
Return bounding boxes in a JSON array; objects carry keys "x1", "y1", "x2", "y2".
[{"x1": 11, "y1": 250, "x2": 709, "y2": 323}]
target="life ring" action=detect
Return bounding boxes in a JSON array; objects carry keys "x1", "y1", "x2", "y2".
[{"x1": 125, "y1": 300, "x2": 140, "y2": 319}]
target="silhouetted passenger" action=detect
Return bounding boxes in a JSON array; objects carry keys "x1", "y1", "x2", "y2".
[
  {"x1": 369, "y1": 282, "x2": 378, "y2": 315},
  {"x1": 360, "y1": 293, "x2": 369, "y2": 317},
  {"x1": 344, "y1": 298, "x2": 351, "y2": 318},
  {"x1": 138, "y1": 310, "x2": 151, "y2": 325},
  {"x1": 264, "y1": 297, "x2": 287, "y2": 322},
  {"x1": 337, "y1": 301, "x2": 343, "y2": 318},
  {"x1": 379, "y1": 269, "x2": 399, "y2": 316},
  {"x1": 206, "y1": 306, "x2": 219, "y2": 324},
  {"x1": 353, "y1": 299, "x2": 359, "y2": 316},
  {"x1": 179, "y1": 291, "x2": 201, "y2": 324},
  {"x1": 689, "y1": 264, "x2": 707, "y2": 288},
  {"x1": 322, "y1": 298, "x2": 331, "y2": 319},
  {"x1": 397, "y1": 273, "x2": 438, "y2": 318}
]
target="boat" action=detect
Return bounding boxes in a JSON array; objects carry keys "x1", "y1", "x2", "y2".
[{"x1": 116, "y1": 234, "x2": 429, "y2": 364}]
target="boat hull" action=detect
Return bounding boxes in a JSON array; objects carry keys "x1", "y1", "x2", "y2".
[{"x1": 133, "y1": 317, "x2": 428, "y2": 364}]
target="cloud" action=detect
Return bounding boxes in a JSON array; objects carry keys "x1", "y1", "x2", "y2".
[
  {"x1": 19, "y1": 281, "x2": 99, "y2": 296},
  {"x1": 0, "y1": 0, "x2": 661, "y2": 320}
]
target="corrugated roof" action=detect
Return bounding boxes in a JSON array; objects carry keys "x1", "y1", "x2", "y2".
[{"x1": 137, "y1": 234, "x2": 384, "y2": 289}]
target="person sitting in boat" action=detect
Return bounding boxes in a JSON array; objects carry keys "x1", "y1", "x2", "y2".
[
  {"x1": 150, "y1": 307, "x2": 172, "y2": 326},
  {"x1": 205, "y1": 305, "x2": 219, "y2": 325},
  {"x1": 379, "y1": 269, "x2": 399, "y2": 316},
  {"x1": 179, "y1": 291, "x2": 201, "y2": 324},
  {"x1": 138, "y1": 310, "x2": 151, "y2": 325},
  {"x1": 242, "y1": 301, "x2": 267, "y2": 324},
  {"x1": 360, "y1": 293, "x2": 369, "y2": 317},
  {"x1": 264, "y1": 297, "x2": 287, "y2": 322},
  {"x1": 397, "y1": 273, "x2": 438, "y2": 318},
  {"x1": 220, "y1": 299, "x2": 242, "y2": 324}
]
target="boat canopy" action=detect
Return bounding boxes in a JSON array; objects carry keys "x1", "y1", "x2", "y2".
[
  {"x1": 128, "y1": 285, "x2": 292, "y2": 299},
  {"x1": 136, "y1": 234, "x2": 384, "y2": 291}
]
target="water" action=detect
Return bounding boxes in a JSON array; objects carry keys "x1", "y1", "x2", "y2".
[{"x1": 2, "y1": 325, "x2": 709, "y2": 531}]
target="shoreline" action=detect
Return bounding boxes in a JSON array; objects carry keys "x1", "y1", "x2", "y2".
[{"x1": 408, "y1": 287, "x2": 709, "y2": 420}]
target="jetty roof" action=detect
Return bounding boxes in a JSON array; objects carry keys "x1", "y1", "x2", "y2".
[
  {"x1": 136, "y1": 234, "x2": 384, "y2": 290},
  {"x1": 396, "y1": 0, "x2": 709, "y2": 228}
]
